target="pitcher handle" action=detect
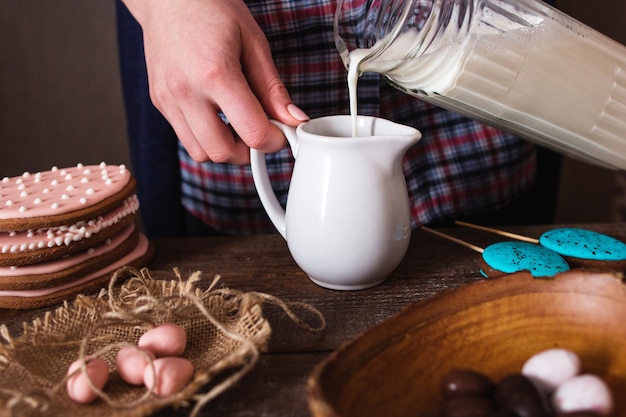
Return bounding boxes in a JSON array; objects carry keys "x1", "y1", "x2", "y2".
[{"x1": 250, "y1": 120, "x2": 299, "y2": 239}]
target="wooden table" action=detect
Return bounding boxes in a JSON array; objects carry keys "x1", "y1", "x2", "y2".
[{"x1": 2, "y1": 223, "x2": 625, "y2": 416}]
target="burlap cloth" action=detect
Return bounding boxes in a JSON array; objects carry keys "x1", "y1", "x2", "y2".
[{"x1": 0, "y1": 267, "x2": 325, "y2": 417}]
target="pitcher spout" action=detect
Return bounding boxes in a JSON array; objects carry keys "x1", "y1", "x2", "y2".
[{"x1": 358, "y1": 117, "x2": 422, "y2": 164}]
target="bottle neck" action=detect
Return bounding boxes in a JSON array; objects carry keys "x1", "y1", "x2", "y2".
[
  {"x1": 337, "y1": 0, "x2": 547, "y2": 79},
  {"x1": 336, "y1": 0, "x2": 475, "y2": 76}
]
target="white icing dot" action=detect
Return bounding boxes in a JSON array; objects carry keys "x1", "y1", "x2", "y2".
[
  {"x1": 99, "y1": 162, "x2": 107, "y2": 169},
  {"x1": 80, "y1": 197, "x2": 87, "y2": 204},
  {"x1": 16, "y1": 178, "x2": 23, "y2": 185},
  {"x1": 28, "y1": 242, "x2": 36, "y2": 250},
  {"x1": 9, "y1": 231, "x2": 16, "y2": 237},
  {"x1": 19, "y1": 243, "x2": 28, "y2": 251},
  {"x1": 51, "y1": 202, "x2": 59, "y2": 209},
  {"x1": 86, "y1": 188, "x2": 95, "y2": 195},
  {"x1": 34, "y1": 177, "x2": 41, "y2": 183},
  {"x1": 34, "y1": 198, "x2": 42, "y2": 205},
  {"x1": 19, "y1": 206, "x2": 27, "y2": 213},
  {"x1": 1, "y1": 177, "x2": 9, "y2": 183},
  {"x1": 5, "y1": 200, "x2": 13, "y2": 206},
  {"x1": 119, "y1": 164, "x2": 127, "y2": 172},
  {"x1": 60, "y1": 169, "x2": 67, "y2": 176},
  {"x1": 65, "y1": 173, "x2": 72, "y2": 180},
  {"x1": 37, "y1": 242, "x2": 46, "y2": 249},
  {"x1": 9, "y1": 266, "x2": 17, "y2": 271},
  {"x1": 77, "y1": 163, "x2": 84, "y2": 169},
  {"x1": 18, "y1": 184, "x2": 26, "y2": 191},
  {"x1": 27, "y1": 231, "x2": 34, "y2": 238},
  {"x1": 80, "y1": 177, "x2": 89, "y2": 184},
  {"x1": 20, "y1": 191, "x2": 28, "y2": 198},
  {"x1": 66, "y1": 185, "x2": 74, "y2": 191},
  {"x1": 105, "y1": 179, "x2": 113, "y2": 185},
  {"x1": 43, "y1": 188, "x2": 50, "y2": 194},
  {"x1": 61, "y1": 194, "x2": 70, "y2": 200},
  {"x1": 51, "y1": 180, "x2": 58, "y2": 186},
  {"x1": 22, "y1": 172, "x2": 31, "y2": 178},
  {"x1": 83, "y1": 168, "x2": 91, "y2": 175},
  {"x1": 51, "y1": 166, "x2": 58, "y2": 171}
]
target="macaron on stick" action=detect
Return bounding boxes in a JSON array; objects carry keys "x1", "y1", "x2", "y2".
[
  {"x1": 421, "y1": 226, "x2": 570, "y2": 278},
  {"x1": 455, "y1": 221, "x2": 626, "y2": 271}
]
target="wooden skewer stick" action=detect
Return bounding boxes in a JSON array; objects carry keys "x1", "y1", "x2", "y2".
[
  {"x1": 454, "y1": 220, "x2": 540, "y2": 244},
  {"x1": 421, "y1": 226, "x2": 484, "y2": 254}
]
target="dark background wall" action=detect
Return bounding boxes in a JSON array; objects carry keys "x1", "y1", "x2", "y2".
[{"x1": 1, "y1": 1, "x2": 624, "y2": 224}]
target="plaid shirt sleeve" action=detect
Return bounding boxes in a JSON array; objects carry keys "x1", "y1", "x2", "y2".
[{"x1": 179, "y1": 0, "x2": 537, "y2": 234}]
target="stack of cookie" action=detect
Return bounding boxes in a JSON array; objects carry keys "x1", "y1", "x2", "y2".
[{"x1": 0, "y1": 163, "x2": 153, "y2": 309}]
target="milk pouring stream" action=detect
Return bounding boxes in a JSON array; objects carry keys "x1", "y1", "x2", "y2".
[{"x1": 339, "y1": 0, "x2": 626, "y2": 169}]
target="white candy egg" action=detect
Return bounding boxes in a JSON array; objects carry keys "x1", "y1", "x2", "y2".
[
  {"x1": 552, "y1": 374, "x2": 613, "y2": 415},
  {"x1": 521, "y1": 348, "x2": 581, "y2": 393}
]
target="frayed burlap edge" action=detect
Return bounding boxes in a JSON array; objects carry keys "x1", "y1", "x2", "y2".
[{"x1": 0, "y1": 267, "x2": 325, "y2": 417}]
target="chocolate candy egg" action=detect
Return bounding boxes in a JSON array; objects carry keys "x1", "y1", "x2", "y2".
[
  {"x1": 480, "y1": 242, "x2": 570, "y2": 278},
  {"x1": 552, "y1": 374, "x2": 613, "y2": 416},
  {"x1": 143, "y1": 357, "x2": 194, "y2": 397},
  {"x1": 440, "y1": 395, "x2": 495, "y2": 417},
  {"x1": 522, "y1": 348, "x2": 581, "y2": 393},
  {"x1": 138, "y1": 322, "x2": 187, "y2": 357},
  {"x1": 441, "y1": 369, "x2": 495, "y2": 399},
  {"x1": 495, "y1": 374, "x2": 552, "y2": 417},
  {"x1": 66, "y1": 357, "x2": 110, "y2": 403}
]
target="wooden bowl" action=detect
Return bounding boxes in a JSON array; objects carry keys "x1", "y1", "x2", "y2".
[{"x1": 308, "y1": 271, "x2": 626, "y2": 417}]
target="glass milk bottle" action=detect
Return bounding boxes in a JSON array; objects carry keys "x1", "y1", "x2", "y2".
[{"x1": 335, "y1": 0, "x2": 626, "y2": 170}]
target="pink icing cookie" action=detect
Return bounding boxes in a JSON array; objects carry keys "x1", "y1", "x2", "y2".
[
  {"x1": 0, "y1": 224, "x2": 139, "y2": 291},
  {"x1": 0, "y1": 163, "x2": 135, "y2": 231},
  {"x1": 0, "y1": 162, "x2": 152, "y2": 309},
  {"x1": 0, "y1": 234, "x2": 153, "y2": 309}
]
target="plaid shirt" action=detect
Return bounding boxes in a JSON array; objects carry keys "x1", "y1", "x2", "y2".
[{"x1": 179, "y1": 0, "x2": 536, "y2": 234}]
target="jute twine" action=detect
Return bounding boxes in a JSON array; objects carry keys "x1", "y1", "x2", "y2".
[{"x1": 0, "y1": 267, "x2": 325, "y2": 417}]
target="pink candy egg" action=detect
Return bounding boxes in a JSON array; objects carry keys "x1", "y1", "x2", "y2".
[
  {"x1": 521, "y1": 348, "x2": 581, "y2": 393},
  {"x1": 138, "y1": 322, "x2": 187, "y2": 357},
  {"x1": 552, "y1": 374, "x2": 613, "y2": 415},
  {"x1": 116, "y1": 346, "x2": 156, "y2": 385},
  {"x1": 143, "y1": 357, "x2": 194, "y2": 397},
  {"x1": 66, "y1": 357, "x2": 110, "y2": 403}
]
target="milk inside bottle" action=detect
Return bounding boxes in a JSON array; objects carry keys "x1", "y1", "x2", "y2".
[{"x1": 338, "y1": 0, "x2": 626, "y2": 170}]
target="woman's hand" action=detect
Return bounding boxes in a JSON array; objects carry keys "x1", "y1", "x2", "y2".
[{"x1": 122, "y1": 0, "x2": 309, "y2": 164}]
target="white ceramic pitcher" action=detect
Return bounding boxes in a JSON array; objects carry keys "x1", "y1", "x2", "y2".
[{"x1": 250, "y1": 115, "x2": 421, "y2": 290}]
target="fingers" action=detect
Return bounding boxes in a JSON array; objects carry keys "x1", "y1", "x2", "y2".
[
  {"x1": 241, "y1": 34, "x2": 310, "y2": 127},
  {"x1": 160, "y1": 97, "x2": 253, "y2": 165},
  {"x1": 208, "y1": 69, "x2": 288, "y2": 155}
]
